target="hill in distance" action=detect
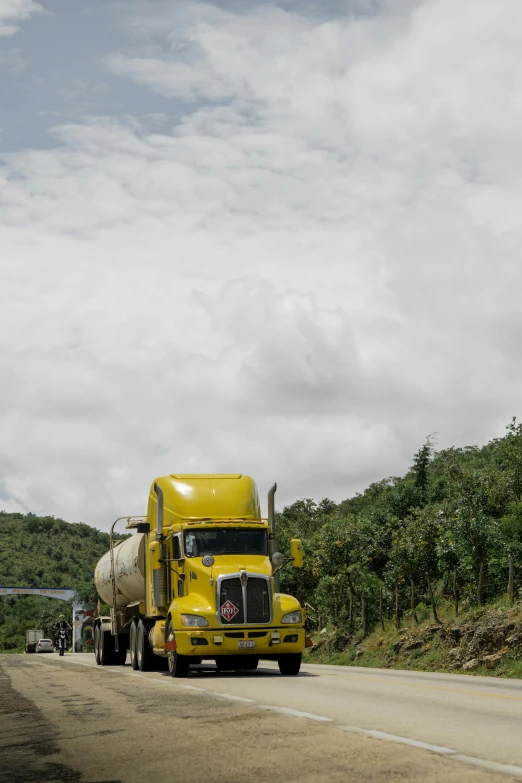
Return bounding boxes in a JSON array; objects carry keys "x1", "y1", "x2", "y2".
[{"x1": 0, "y1": 513, "x2": 110, "y2": 650}]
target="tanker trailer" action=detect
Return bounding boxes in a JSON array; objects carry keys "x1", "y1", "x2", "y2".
[
  {"x1": 93, "y1": 474, "x2": 307, "y2": 675},
  {"x1": 93, "y1": 522, "x2": 149, "y2": 666}
]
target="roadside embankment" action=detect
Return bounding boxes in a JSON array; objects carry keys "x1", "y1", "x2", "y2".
[{"x1": 305, "y1": 600, "x2": 522, "y2": 678}]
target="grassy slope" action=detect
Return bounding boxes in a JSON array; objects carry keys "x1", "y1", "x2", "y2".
[{"x1": 304, "y1": 597, "x2": 522, "y2": 678}]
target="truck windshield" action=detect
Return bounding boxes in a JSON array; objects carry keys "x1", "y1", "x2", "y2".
[{"x1": 183, "y1": 528, "x2": 267, "y2": 558}]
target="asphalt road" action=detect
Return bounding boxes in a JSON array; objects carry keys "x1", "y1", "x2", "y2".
[{"x1": 1, "y1": 653, "x2": 522, "y2": 783}]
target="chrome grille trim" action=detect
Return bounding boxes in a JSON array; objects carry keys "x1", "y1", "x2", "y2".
[{"x1": 216, "y1": 573, "x2": 272, "y2": 626}]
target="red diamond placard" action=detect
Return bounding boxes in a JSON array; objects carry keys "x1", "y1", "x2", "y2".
[{"x1": 220, "y1": 599, "x2": 240, "y2": 623}]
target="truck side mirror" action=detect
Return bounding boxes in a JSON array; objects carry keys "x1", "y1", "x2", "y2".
[
  {"x1": 290, "y1": 539, "x2": 303, "y2": 568},
  {"x1": 148, "y1": 541, "x2": 161, "y2": 568}
]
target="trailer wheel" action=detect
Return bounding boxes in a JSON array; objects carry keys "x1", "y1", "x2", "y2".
[
  {"x1": 96, "y1": 624, "x2": 127, "y2": 666},
  {"x1": 94, "y1": 624, "x2": 101, "y2": 665},
  {"x1": 129, "y1": 620, "x2": 138, "y2": 670},
  {"x1": 136, "y1": 620, "x2": 155, "y2": 672},
  {"x1": 278, "y1": 653, "x2": 302, "y2": 676},
  {"x1": 166, "y1": 620, "x2": 189, "y2": 678},
  {"x1": 99, "y1": 627, "x2": 115, "y2": 665},
  {"x1": 113, "y1": 637, "x2": 128, "y2": 666}
]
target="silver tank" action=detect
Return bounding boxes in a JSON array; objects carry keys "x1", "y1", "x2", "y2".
[{"x1": 94, "y1": 533, "x2": 146, "y2": 608}]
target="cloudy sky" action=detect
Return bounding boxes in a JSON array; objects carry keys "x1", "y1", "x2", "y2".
[{"x1": 1, "y1": 0, "x2": 521, "y2": 529}]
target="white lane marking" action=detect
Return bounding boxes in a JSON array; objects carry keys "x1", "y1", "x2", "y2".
[
  {"x1": 339, "y1": 726, "x2": 455, "y2": 755},
  {"x1": 259, "y1": 705, "x2": 332, "y2": 722},
  {"x1": 339, "y1": 726, "x2": 522, "y2": 780},
  {"x1": 181, "y1": 685, "x2": 207, "y2": 692},
  {"x1": 47, "y1": 659, "x2": 98, "y2": 668},
  {"x1": 452, "y1": 754, "x2": 522, "y2": 779},
  {"x1": 209, "y1": 692, "x2": 256, "y2": 703}
]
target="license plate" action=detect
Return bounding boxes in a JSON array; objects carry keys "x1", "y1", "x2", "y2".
[{"x1": 238, "y1": 640, "x2": 256, "y2": 649}]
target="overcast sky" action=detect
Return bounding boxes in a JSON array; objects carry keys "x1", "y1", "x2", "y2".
[{"x1": 1, "y1": 0, "x2": 521, "y2": 529}]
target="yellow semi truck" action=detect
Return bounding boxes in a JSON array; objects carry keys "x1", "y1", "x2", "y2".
[{"x1": 93, "y1": 474, "x2": 306, "y2": 677}]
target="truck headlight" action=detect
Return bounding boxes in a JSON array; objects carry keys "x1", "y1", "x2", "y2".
[
  {"x1": 281, "y1": 611, "x2": 302, "y2": 624},
  {"x1": 181, "y1": 615, "x2": 209, "y2": 627}
]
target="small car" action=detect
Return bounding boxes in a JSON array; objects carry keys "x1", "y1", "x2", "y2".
[{"x1": 35, "y1": 638, "x2": 55, "y2": 653}]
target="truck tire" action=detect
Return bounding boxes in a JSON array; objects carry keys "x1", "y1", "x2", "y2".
[
  {"x1": 166, "y1": 620, "x2": 190, "y2": 678},
  {"x1": 96, "y1": 623, "x2": 127, "y2": 666},
  {"x1": 99, "y1": 628, "x2": 115, "y2": 665},
  {"x1": 94, "y1": 624, "x2": 101, "y2": 665},
  {"x1": 239, "y1": 657, "x2": 259, "y2": 671},
  {"x1": 278, "y1": 653, "x2": 302, "y2": 676},
  {"x1": 168, "y1": 650, "x2": 190, "y2": 678},
  {"x1": 215, "y1": 656, "x2": 241, "y2": 671},
  {"x1": 136, "y1": 620, "x2": 155, "y2": 672},
  {"x1": 113, "y1": 637, "x2": 128, "y2": 666},
  {"x1": 129, "y1": 620, "x2": 138, "y2": 670}
]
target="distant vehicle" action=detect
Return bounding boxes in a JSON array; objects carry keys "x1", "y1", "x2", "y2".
[
  {"x1": 25, "y1": 629, "x2": 44, "y2": 653},
  {"x1": 35, "y1": 639, "x2": 55, "y2": 653}
]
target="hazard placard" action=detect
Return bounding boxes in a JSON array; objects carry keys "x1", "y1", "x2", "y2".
[{"x1": 220, "y1": 599, "x2": 240, "y2": 622}]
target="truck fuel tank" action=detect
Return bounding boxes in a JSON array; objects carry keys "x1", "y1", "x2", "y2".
[{"x1": 94, "y1": 533, "x2": 146, "y2": 608}]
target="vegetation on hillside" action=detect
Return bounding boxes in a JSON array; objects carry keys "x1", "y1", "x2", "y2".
[
  {"x1": 0, "y1": 513, "x2": 109, "y2": 650},
  {"x1": 305, "y1": 597, "x2": 522, "y2": 677},
  {"x1": 278, "y1": 418, "x2": 522, "y2": 641}
]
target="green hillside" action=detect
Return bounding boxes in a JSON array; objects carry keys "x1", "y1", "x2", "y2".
[
  {"x1": 277, "y1": 417, "x2": 522, "y2": 650},
  {"x1": 0, "y1": 513, "x2": 110, "y2": 650}
]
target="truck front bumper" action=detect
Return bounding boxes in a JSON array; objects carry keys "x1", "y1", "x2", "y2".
[{"x1": 174, "y1": 627, "x2": 305, "y2": 657}]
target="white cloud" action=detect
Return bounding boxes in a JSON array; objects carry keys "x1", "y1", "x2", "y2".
[
  {"x1": 0, "y1": 0, "x2": 41, "y2": 36},
  {"x1": 2, "y1": 0, "x2": 522, "y2": 527}
]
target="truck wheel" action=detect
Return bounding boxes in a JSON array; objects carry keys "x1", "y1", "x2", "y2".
[
  {"x1": 136, "y1": 620, "x2": 155, "y2": 672},
  {"x1": 278, "y1": 653, "x2": 302, "y2": 676},
  {"x1": 166, "y1": 621, "x2": 189, "y2": 678},
  {"x1": 239, "y1": 657, "x2": 259, "y2": 671},
  {"x1": 215, "y1": 656, "x2": 240, "y2": 671},
  {"x1": 129, "y1": 621, "x2": 138, "y2": 670},
  {"x1": 99, "y1": 628, "x2": 115, "y2": 666},
  {"x1": 94, "y1": 624, "x2": 101, "y2": 665},
  {"x1": 113, "y1": 636, "x2": 128, "y2": 666},
  {"x1": 169, "y1": 650, "x2": 190, "y2": 678}
]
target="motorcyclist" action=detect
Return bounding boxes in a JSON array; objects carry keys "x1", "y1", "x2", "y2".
[{"x1": 54, "y1": 614, "x2": 72, "y2": 649}]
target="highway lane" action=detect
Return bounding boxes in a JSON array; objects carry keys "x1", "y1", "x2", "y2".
[
  {"x1": 196, "y1": 660, "x2": 522, "y2": 767},
  {"x1": 60, "y1": 654, "x2": 522, "y2": 778},
  {"x1": 2, "y1": 653, "x2": 521, "y2": 783}
]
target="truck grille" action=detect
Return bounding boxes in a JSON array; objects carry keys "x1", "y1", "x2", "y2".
[{"x1": 219, "y1": 576, "x2": 270, "y2": 624}]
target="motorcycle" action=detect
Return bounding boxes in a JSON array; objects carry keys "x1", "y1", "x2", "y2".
[{"x1": 56, "y1": 628, "x2": 68, "y2": 656}]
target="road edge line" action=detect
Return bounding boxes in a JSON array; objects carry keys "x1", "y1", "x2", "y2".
[{"x1": 339, "y1": 725, "x2": 522, "y2": 779}]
